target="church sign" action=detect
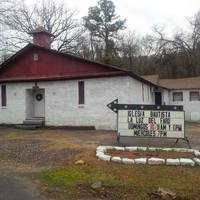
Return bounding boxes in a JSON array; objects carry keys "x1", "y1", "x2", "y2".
[{"x1": 107, "y1": 99, "x2": 185, "y2": 143}]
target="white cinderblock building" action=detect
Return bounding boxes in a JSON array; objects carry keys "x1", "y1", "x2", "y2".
[{"x1": 0, "y1": 27, "x2": 199, "y2": 130}]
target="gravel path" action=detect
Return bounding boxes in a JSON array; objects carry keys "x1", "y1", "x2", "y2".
[
  {"x1": 0, "y1": 137, "x2": 82, "y2": 200},
  {"x1": 0, "y1": 139, "x2": 81, "y2": 167},
  {"x1": 0, "y1": 172, "x2": 48, "y2": 200}
]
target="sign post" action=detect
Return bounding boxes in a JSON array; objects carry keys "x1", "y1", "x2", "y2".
[{"x1": 107, "y1": 99, "x2": 191, "y2": 148}]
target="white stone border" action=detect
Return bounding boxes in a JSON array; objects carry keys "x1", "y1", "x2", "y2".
[{"x1": 96, "y1": 146, "x2": 200, "y2": 166}]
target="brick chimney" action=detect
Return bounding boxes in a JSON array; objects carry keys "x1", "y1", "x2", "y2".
[{"x1": 29, "y1": 26, "x2": 54, "y2": 49}]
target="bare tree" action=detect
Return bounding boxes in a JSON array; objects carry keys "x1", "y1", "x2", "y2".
[
  {"x1": 153, "y1": 14, "x2": 200, "y2": 77},
  {"x1": 74, "y1": 34, "x2": 95, "y2": 60},
  {"x1": 0, "y1": 0, "x2": 13, "y2": 16},
  {"x1": 0, "y1": 0, "x2": 16, "y2": 62},
  {"x1": 0, "y1": 0, "x2": 83, "y2": 55},
  {"x1": 119, "y1": 31, "x2": 140, "y2": 69}
]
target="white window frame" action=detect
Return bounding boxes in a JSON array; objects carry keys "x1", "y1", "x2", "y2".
[
  {"x1": 190, "y1": 91, "x2": 200, "y2": 101},
  {"x1": 173, "y1": 92, "x2": 183, "y2": 102}
]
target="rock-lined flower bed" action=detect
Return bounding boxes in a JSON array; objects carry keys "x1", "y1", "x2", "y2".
[{"x1": 96, "y1": 146, "x2": 200, "y2": 166}]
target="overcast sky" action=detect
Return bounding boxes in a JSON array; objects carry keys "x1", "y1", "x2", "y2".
[
  {"x1": 32, "y1": 0, "x2": 200, "y2": 35},
  {"x1": 68, "y1": 0, "x2": 200, "y2": 34}
]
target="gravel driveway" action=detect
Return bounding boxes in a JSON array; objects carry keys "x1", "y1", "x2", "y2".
[
  {"x1": 0, "y1": 172, "x2": 48, "y2": 200},
  {"x1": 0, "y1": 139, "x2": 80, "y2": 168}
]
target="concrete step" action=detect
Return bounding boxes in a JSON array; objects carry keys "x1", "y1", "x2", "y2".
[
  {"x1": 23, "y1": 120, "x2": 44, "y2": 125},
  {"x1": 15, "y1": 124, "x2": 42, "y2": 130},
  {"x1": 23, "y1": 118, "x2": 44, "y2": 125},
  {"x1": 27, "y1": 117, "x2": 45, "y2": 120}
]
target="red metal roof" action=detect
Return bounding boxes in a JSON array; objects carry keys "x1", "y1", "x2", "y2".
[{"x1": 0, "y1": 44, "x2": 158, "y2": 87}]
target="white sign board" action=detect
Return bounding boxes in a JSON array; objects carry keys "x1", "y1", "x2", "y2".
[{"x1": 118, "y1": 109, "x2": 184, "y2": 139}]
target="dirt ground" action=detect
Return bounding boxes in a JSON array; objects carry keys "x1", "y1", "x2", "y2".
[
  {"x1": 0, "y1": 122, "x2": 199, "y2": 170},
  {"x1": 0, "y1": 127, "x2": 114, "y2": 170},
  {"x1": 0, "y1": 122, "x2": 199, "y2": 200},
  {"x1": 107, "y1": 149, "x2": 195, "y2": 159}
]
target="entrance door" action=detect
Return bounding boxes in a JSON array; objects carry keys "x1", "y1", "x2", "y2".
[
  {"x1": 34, "y1": 89, "x2": 45, "y2": 117},
  {"x1": 155, "y1": 92, "x2": 162, "y2": 105}
]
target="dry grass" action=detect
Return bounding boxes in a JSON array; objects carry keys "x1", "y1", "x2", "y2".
[
  {"x1": 40, "y1": 145, "x2": 200, "y2": 200},
  {"x1": 107, "y1": 149, "x2": 195, "y2": 159}
]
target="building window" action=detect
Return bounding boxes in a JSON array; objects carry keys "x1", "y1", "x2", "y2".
[
  {"x1": 1, "y1": 85, "x2": 6, "y2": 107},
  {"x1": 190, "y1": 91, "x2": 200, "y2": 101},
  {"x1": 173, "y1": 92, "x2": 183, "y2": 101},
  {"x1": 78, "y1": 81, "x2": 84, "y2": 104}
]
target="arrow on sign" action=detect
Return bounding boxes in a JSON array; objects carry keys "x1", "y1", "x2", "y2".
[
  {"x1": 107, "y1": 99, "x2": 118, "y2": 113},
  {"x1": 107, "y1": 99, "x2": 183, "y2": 113},
  {"x1": 107, "y1": 99, "x2": 132, "y2": 113}
]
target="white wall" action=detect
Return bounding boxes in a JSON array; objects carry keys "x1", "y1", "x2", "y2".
[
  {"x1": 0, "y1": 76, "x2": 154, "y2": 130},
  {"x1": 169, "y1": 90, "x2": 200, "y2": 121},
  {"x1": 42, "y1": 76, "x2": 154, "y2": 129},
  {"x1": 0, "y1": 83, "x2": 31, "y2": 124},
  {"x1": 162, "y1": 89, "x2": 170, "y2": 105},
  {"x1": 2, "y1": 77, "x2": 198, "y2": 126},
  {"x1": 26, "y1": 89, "x2": 34, "y2": 119}
]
